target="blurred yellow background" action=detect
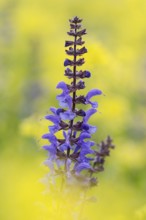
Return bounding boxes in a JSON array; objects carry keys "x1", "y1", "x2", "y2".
[{"x1": 0, "y1": 0, "x2": 146, "y2": 219}]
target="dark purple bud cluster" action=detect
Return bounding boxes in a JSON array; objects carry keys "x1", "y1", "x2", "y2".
[
  {"x1": 65, "y1": 68, "x2": 91, "y2": 79},
  {"x1": 42, "y1": 16, "x2": 114, "y2": 187}
]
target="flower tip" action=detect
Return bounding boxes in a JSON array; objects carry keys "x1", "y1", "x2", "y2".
[
  {"x1": 92, "y1": 102, "x2": 98, "y2": 108},
  {"x1": 69, "y1": 16, "x2": 82, "y2": 24},
  {"x1": 97, "y1": 89, "x2": 102, "y2": 95},
  {"x1": 42, "y1": 134, "x2": 49, "y2": 139}
]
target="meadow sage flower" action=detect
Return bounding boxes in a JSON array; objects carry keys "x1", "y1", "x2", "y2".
[{"x1": 42, "y1": 16, "x2": 114, "y2": 187}]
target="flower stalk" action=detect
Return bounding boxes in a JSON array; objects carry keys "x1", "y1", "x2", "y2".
[{"x1": 42, "y1": 16, "x2": 115, "y2": 188}]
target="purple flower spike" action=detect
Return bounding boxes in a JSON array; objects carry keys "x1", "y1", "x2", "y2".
[{"x1": 42, "y1": 16, "x2": 114, "y2": 188}]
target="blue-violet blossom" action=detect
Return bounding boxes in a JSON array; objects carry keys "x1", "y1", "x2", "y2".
[{"x1": 42, "y1": 16, "x2": 115, "y2": 187}]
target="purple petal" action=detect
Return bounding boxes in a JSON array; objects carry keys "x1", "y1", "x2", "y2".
[
  {"x1": 85, "y1": 89, "x2": 102, "y2": 108},
  {"x1": 42, "y1": 145, "x2": 56, "y2": 155},
  {"x1": 56, "y1": 108, "x2": 64, "y2": 115},
  {"x1": 60, "y1": 110, "x2": 76, "y2": 120},
  {"x1": 63, "y1": 130, "x2": 71, "y2": 144},
  {"x1": 50, "y1": 107, "x2": 57, "y2": 114},
  {"x1": 42, "y1": 133, "x2": 57, "y2": 144},
  {"x1": 80, "y1": 148, "x2": 94, "y2": 160},
  {"x1": 86, "y1": 89, "x2": 102, "y2": 100},
  {"x1": 49, "y1": 125, "x2": 60, "y2": 134},
  {"x1": 79, "y1": 141, "x2": 94, "y2": 161},
  {"x1": 85, "y1": 141, "x2": 95, "y2": 147},
  {"x1": 84, "y1": 109, "x2": 97, "y2": 123},
  {"x1": 56, "y1": 82, "x2": 70, "y2": 106},
  {"x1": 73, "y1": 145, "x2": 81, "y2": 154},
  {"x1": 57, "y1": 95, "x2": 72, "y2": 109},
  {"x1": 45, "y1": 115, "x2": 60, "y2": 124},
  {"x1": 42, "y1": 133, "x2": 50, "y2": 139},
  {"x1": 81, "y1": 123, "x2": 89, "y2": 130},
  {"x1": 64, "y1": 59, "x2": 73, "y2": 66},
  {"x1": 56, "y1": 81, "x2": 69, "y2": 93},
  {"x1": 88, "y1": 125, "x2": 97, "y2": 134},
  {"x1": 59, "y1": 143, "x2": 68, "y2": 151},
  {"x1": 84, "y1": 71, "x2": 91, "y2": 78},
  {"x1": 63, "y1": 130, "x2": 67, "y2": 139},
  {"x1": 80, "y1": 140, "x2": 95, "y2": 149},
  {"x1": 80, "y1": 148, "x2": 94, "y2": 156},
  {"x1": 79, "y1": 132, "x2": 91, "y2": 141},
  {"x1": 75, "y1": 162, "x2": 92, "y2": 173},
  {"x1": 65, "y1": 95, "x2": 72, "y2": 109},
  {"x1": 82, "y1": 124, "x2": 97, "y2": 134},
  {"x1": 90, "y1": 101, "x2": 98, "y2": 108}
]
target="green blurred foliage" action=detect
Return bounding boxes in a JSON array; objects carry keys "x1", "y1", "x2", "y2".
[{"x1": 0, "y1": 0, "x2": 146, "y2": 219}]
